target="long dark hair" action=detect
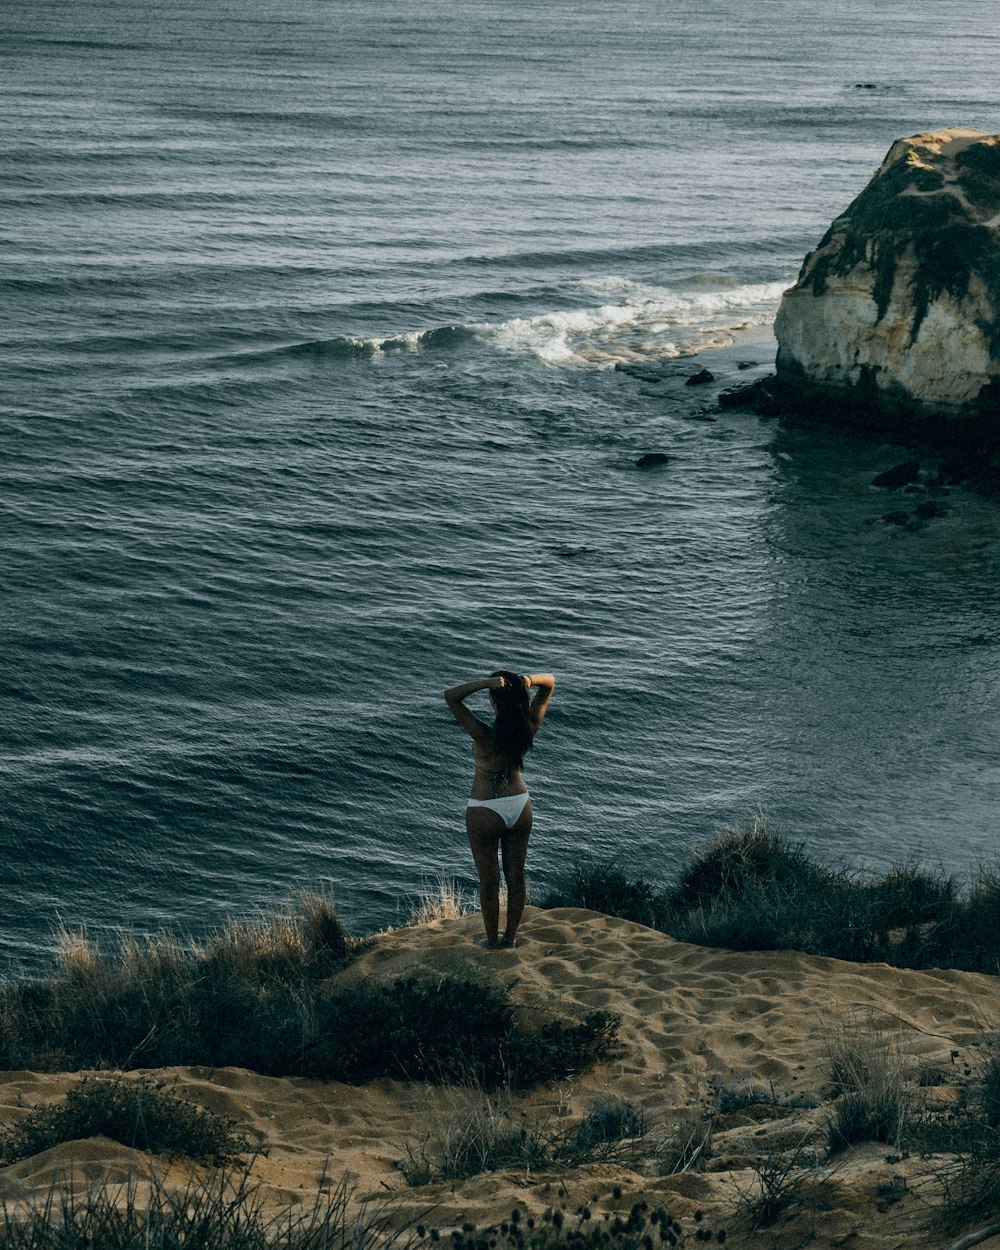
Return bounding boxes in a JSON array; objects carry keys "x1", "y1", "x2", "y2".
[{"x1": 489, "y1": 669, "x2": 534, "y2": 770}]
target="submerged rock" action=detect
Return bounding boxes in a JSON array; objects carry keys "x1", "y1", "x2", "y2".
[
  {"x1": 774, "y1": 128, "x2": 1000, "y2": 442},
  {"x1": 871, "y1": 460, "x2": 920, "y2": 489},
  {"x1": 635, "y1": 452, "x2": 670, "y2": 468}
]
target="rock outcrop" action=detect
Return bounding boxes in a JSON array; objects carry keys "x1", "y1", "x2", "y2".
[{"x1": 774, "y1": 128, "x2": 1000, "y2": 442}]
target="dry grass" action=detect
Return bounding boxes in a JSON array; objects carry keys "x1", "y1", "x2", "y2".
[
  {"x1": 825, "y1": 1016, "x2": 909, "y2": 1154},
  {"x1": 399, "y1": 1090, "x2": 646, "y2": 1185},
  {"x1": 0, "y1": 1163, "x2": 413, "y2": 1250},
  {"x1": 407, "y1": 878, "x2": 474, "y2": 926}
]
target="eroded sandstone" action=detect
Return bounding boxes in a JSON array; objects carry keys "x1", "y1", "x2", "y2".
[{"x1": 774, "y1": 127, "x2": 1000, "y2": 442}]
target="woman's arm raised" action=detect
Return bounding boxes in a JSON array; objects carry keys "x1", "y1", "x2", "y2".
[
  {"x1": 525, "y1": 673, "x2": 555, "y2": 724},
  {"x1": 443, "y1": 676, "x2": 502, "y2": 739}
]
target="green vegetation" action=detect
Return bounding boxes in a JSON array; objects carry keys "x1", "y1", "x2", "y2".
[
  {"x1": 0, "y1": 1074, "x2": 251, "y2": 1166},
  {"x1": 0, "y1": 1170, "x2": 723, "y2": 1250},
  {"x1": 0, "y1": 1165, "x2": 412, "y2": 1250},
  {"x1": 0, "y1": 894, "x2": 619, "y2": 1088},
  {"x1": 542, "y1": 815, "x2": 1000, "y2": 974},
  {"x1": 399, "y1": 1096, "x2": 645, "y2": 1186},
  {"x1": 825, "y1": 1023, "x2": 907, "y2": 1155}
]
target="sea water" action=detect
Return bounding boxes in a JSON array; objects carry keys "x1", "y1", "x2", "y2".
[{"x1": 3, "y1": 0, "x2": 1000, "y2": 972}]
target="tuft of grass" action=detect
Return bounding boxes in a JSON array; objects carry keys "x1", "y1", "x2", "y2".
[
  {"x1": 570, "y1": 1099, "x2": 645, "y2": 1154},
  {"x1": 921, "y1": 1030, "x2": 1000, "y2": 1223},
  {"x1": 0, "y1": 1074, "x2": 251, "y2": 1166},
  {"x1": 0, "y1": 1162, "x2": 413, "y2": 1250},
  {"x1": 399, "y1": 1095, "x2": 646, "y2": 1186},
  {"x1": 826, "y1": 1018, "x2": 908, "y2": 1154},
  {"x1": 733, "y1": 1140, "x2": 821, "y2": 1229},
  {"x1": 407, "y1": 878, "x2": 473, "y2": 926},
  {"x1": 399, "y1": 1093, "x2": 554, "y2": 1184}
]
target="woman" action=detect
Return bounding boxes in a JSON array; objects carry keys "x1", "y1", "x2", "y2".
[{"x1": 444, "y1": 670, "x2": 555, "y2": 948}]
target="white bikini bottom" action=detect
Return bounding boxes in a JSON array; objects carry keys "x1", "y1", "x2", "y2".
[{"x1": 466, "y1": 792, "x2": 530, "y2": 830}]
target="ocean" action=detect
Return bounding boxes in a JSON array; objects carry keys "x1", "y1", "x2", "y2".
[{"x1": 3, "y1": 0, "x2": 1000, "y2": 973}]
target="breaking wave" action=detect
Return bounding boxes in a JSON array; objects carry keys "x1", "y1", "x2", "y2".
[
  {"x1": 478, "y1": 277, "x2": 791, "y2": 367},
  {"x1": 290, "y1": 277, "x2": 788, "y2": 369}
]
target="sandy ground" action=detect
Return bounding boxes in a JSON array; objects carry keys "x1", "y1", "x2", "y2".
[{"x1": 2, "y1": 905, "x2": 1000, "y2": 1249}]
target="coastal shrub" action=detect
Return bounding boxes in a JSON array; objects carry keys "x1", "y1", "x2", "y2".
[
  {"x1": 670, "y1": 816, "x2": 831, "y2": 911},
  {"x1": 540, "y1": 862, "x2": 671, "y2": 929},
  {"x1": 897, "y1": 867, "x2": 1000, "y2": 975},
  {"x1": 536, "y1": 820, "x2": 987, "y2": 972},
  {"x1": 0, "y1": 1164, "x2": 411, "y2": 1250},
  {"x1": 0, "y1": 892, "x2": 354, "y2": 1074},
  {"x1": 0, "y1": 1074, "x2": 250, "y2": 1166},
  {"x1": 0, "y1": 909, "x2": 619, "y2": 1088},
  {"x1": 305, "y1": 973, "x2": 620, "y2": 1089},
  {"x1": 861, "y1": 863, "x2": 955, "y2": 930}
]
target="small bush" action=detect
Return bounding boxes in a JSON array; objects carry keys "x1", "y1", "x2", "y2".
[
  {"x1": 571, "y1": 1099, "x2": 645, "y2": 1154},
  {"x1": 733, "y1": 1142, "x2": 819, "y2": 1229},
  {"x1": 671, "y1": 816, "x2": 829, "y2": 911},
  {"x1": 901, "y1": 867, "x2": 1000, "y2": 974},
  {"x1": 541, "y1": 863, "x2": 670, "y2": 929},
  {"x1": 0, "y1": 893, "x2": 355, "y2": 1073},
  {"x1": 307, "y1": 974, "x2": 621, "y2": 1089},
  {"x1": 0, "y1": 1074, "x2": 251, "y2": 1166},
  {"x1": 862, "y1": 864, "x2": 955, "y2": 930}
]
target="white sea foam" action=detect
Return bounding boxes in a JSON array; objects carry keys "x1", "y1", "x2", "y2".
[{"x1": 478, "y1": 278, "x2": 789, "y2": 367}]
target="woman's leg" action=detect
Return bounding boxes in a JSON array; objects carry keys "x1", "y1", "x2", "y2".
[
  {"x1": 466, "y1": 807, "x2": 504, "y2": 946},
  {"x1": 499, "y1": 802, "x2": 532, "y2": 946}
]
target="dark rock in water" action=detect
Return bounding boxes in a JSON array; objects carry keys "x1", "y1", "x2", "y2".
[
  {"x1": 854, "y1": 82, "x2": 878, "y2": 89},
  {"x1": 774, "y1": 128, "x2": 1000, "y2": 443},
  {"x1": 635, "y1": 452, "x2": 670, "y2": 468},
  {"x1": 718, "y1": 376, "x2": 780, "y2": 415},
  {"x1": 914, "y1": 499, "x2": 947, "y2": 519},
  {"x1": 737, "y1": 360, "x2": 758, "y2": 370},
  {"x1": 685, "y1": 368, "x2": 715, "y2": 386},
  {"x1": 872, "y1": 460, "x2": 921, "y2": 489},
  {"x1": 882, "y1": 510, "x2": 912, "y2": 527}
]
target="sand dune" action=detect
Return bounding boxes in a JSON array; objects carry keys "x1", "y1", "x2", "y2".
[{"x1": 2, "y1": 906, "x2": 1000, "y2": 1248}]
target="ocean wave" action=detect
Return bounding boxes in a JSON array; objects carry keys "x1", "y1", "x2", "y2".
[
  {"x1": 246, "y1": 278, "x2": 787, "y2": 370},
  {"x1": 477, "y1": 277, "x2": 790, "y2": 366}
]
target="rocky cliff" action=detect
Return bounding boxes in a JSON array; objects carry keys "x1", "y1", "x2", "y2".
[{"x1": 774, "y1": 128, "x2": 1000, "y2": 442}]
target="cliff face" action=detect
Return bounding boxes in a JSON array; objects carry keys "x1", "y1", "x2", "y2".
[{"x1": 774, "y1": 128, "x2": 1000, "y2": 440}]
